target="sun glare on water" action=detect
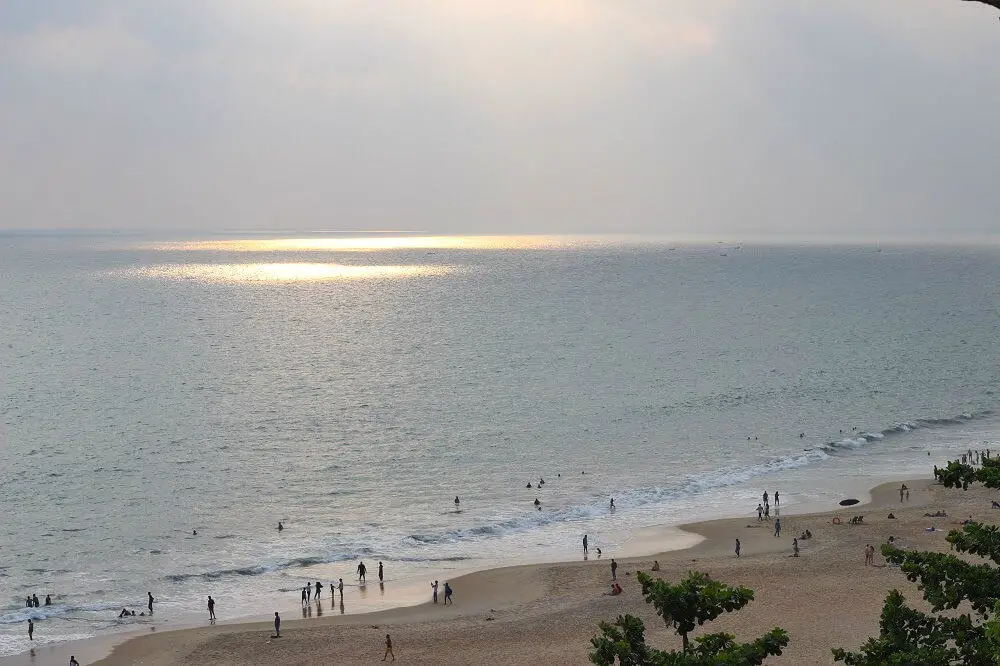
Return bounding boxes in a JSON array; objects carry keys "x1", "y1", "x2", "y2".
[{"x1": 123, "y1": 263, "x2": 453, "y2": 283}]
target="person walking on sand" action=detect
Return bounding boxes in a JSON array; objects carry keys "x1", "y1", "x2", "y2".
[
  {"x1": 583, "y1": 534, "x2": 589, "y2": 555},
  {"x1": 763, "y1": 491, "x2": 768, "y2": 506},
  {"x1": 273, "y1": 611, "x2": 281, "y2": 637},
  {"x1": 774, "y1": 518, "x2": 781, "y2": 538},
  {"x1": 208, "y1": 595, "x2": 216, "y2": 621},
  {"x1": 147, "y1": 592, "x2": 154, "y2": 614},
  {"x1": 735, "y1": 538, "x2": 741, "y2": 558},
  {"x1": 382, "y1": 633, "x2": 395, "y2": 661},
  {"x1": 757, "y1": 504, "x2": 763, "y2": 521},
  {"x1": 431, "y1": 580, "x2": 439, "y2": 604},
  {"x1": 378, "y1": 561, "x2": 384, "y2": 583},
  {"x1": 444, "y1": 581, "x2": 453, "y2": 605},
  {"x1": 27, "y1": 619, "x2": 33, "y2": 641},
  {"x1": 611, "y1": 558, "x2": 618, "y2": 581},
  {"x1": 357, "y1": 561, "x2": 367, "y2": 583}
]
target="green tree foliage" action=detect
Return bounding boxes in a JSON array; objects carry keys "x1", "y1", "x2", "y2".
[
  {"x1": 833, "y1": 460, "x2": 1000, "y2": 665},
  {"x1": 589, "y1": 571, "x2": 789, "y2": 666}
]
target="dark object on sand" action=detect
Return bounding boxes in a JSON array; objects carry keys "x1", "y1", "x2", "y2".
[{"x1": 839, "y1": 498, "x2": 860, "y2": 506}]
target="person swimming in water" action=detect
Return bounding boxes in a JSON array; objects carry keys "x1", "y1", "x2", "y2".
[
  {"x1": 278, "y1": 521, "x2": 284, "y2": 531},
  {"x1": 534, "y1": 498, "x2": 541, "y2": 507},
  {"x1": 454, "y1": 496, "x2": 460, "y2": 508}
]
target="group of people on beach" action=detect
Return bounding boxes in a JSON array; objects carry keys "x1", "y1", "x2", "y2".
[{"x1": 756, "y1": 489, "x2": 779, "y2": 522}]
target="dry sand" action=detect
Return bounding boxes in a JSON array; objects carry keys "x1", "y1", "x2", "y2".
[{"x1": 23, "y1": 476, "x2": 1000, "y2": 665}]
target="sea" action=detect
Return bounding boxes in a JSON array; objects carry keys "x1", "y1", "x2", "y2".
[{"x1": 1, "y1": 233, "x2": 998, "y2": 659}]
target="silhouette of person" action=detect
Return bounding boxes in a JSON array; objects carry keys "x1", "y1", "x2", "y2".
[
  {"x1": 274, "y1": 611, "x2": 281, "y2": 637},
  {"x1": 357, "y1": 561, "x2": 367, "y2": 583},
  {"x1": 454, "y1": 496, "x2": 460, "y2": 508},
  {"x1": 443, "y1": 581, "x2": 453, "y2": 605},
  {"x1": 583, "y1": 534, "x2": 588, "y2": 555},
  {"x1": 382, "y1": 633, "x2": 395, "y2": 661},
  {"x1": 70, "y1": 657, "x2": 80, "y2": 666},
  {"x1": 278, "y1": 521, "x2": 284, "y2": 531},
  {"x1": 315, "y1": 581, "x2": 322, "y2": 599},
  {"x1": 338, "y1": 578, "x2": 344, "y2": 599},
  {"x1": 44, "y1": 595, "x2": 51, "y2": 606},
  {"x1": 208, "y1": 596, "x2": 216, "y2": 620},
  {"x1": 147, "y1": 592, "x2": 154, "y2": 614},
  {"x1": 378, "y1": 561, "x2": 384, "y2": 582},
  {"x1": 28, "y1": 619, "x2": 34, "y2": 641},
  {"x1": 611, "y1": 559, "x2": 618, "y2": 581}
]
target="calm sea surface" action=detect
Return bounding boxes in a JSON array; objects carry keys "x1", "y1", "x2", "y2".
[{"x1": 1, "y1": 234, "x2": 998, "y2": 657}]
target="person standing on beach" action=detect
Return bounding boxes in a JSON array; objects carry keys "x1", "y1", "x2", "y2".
[
  {"x1": 774, "y1": 490, "x2": 779, "y2": 506},
  {"x1": 774, "y1": 518, "x2": 781, "y2": 538},
  {"x1": 611, "y1": 559, "x2": 618, "y2": 581},
  {"x1": 454, "y1": 496, "x2": 460, "y2": 509},
  {"x1": 70, "y1": 657, "x2": 80, "y2": 666},
  {"x1": 358, "y1": 561, "x2": 367, "y2": 583},
  {"x1": 301, "y1": 587, "x2": 307, "y2": 604},
  {"x1": 147, "y1": 592, "x2": 154, "y2": 614},
  {"x1": 735, "y1": 538, "x2": 741, "y2": 558},
  {"x1": 27, "y1": 619, "x2": 33, "y2": 641},
  {"x1": 314, "y1": 581, "x2": 322, "y2": 600},
  {"x1": 757, "y1": 504, "x2": 763, "y2": 521},
  {"x1": 899, "y1": 484, "x2": 906, "y2": 502},
  {"x1": 306, "y1": 583, "x2": 312, "y2": 602},
  {"x1": 763, "y1": 491, "x2": 768, "y2": 506},
  {"x1": 208, "y1": 595, "x2": 216, "y2": 620},
  {"x1": 338, "y1": 578, "x2": 344, "y2": 599},
  {"x1": 431, "y1": 580, "x2": 439, "y2": 603},
  {"x1": 764, "y1": 503, "x2": 770, "y2": 520},
  {"x1": 444, "y1": 582, "x2": 453, "y2": 605},
  {"x1": 273, "y1": 611, "x2": 280, "y2": 637},
  {"x1": 383, "y1": 633, "x2": 395, "y2": 661},
  {"x1": 378, "y1": 561, "x2": 384, "y2": 583},
  {"x1": 583, "y1": 534, "x2": 588, "y2": 555},
  {"x1": 792, "y1": 538, "x2": 799, "y2": 557}
]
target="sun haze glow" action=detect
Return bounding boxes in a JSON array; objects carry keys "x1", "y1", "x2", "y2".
[{"x1": 144, "y1": 236, "x2": 573, "y2": 252}]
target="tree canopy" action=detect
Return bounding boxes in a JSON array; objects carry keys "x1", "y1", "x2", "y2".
[
  {"x1": 833, "y1": 458, "x2": 1000, "y2": 665},
  {"x1": 590, "y1": 571, "x2": 788, "y2": 666}
]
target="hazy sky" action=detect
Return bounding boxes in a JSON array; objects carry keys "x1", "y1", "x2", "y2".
[{"x1": 1, "y1": 1, "x2": 998, "y2": 239}]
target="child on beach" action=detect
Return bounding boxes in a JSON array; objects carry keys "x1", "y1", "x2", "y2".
[{"x1": 382, "y1": 633, "x2": 395, "y2": 661}]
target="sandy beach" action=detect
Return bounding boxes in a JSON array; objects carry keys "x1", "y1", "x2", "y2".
[{"x1": 11, "y1": 475, "x2": 996, "y2": 665}]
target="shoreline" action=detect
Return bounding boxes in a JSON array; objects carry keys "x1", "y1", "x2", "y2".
[{"x1": 6, "y1": 473, "x2": 958, "y2": 666}]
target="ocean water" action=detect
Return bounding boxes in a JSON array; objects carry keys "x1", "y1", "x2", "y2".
[{"x1": 1, "y1": 234, "x2": 999, "y2": 658}]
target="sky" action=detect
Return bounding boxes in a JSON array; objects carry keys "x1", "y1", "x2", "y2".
[{"x1": 1, "y1": 0, "x2": 998, "y2": 240}]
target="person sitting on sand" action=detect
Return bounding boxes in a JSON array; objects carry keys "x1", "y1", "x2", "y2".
[
  {"x1": 962, "y1": 516, "x2": 975, "y2": 525},
  {"x1": 992, "y1": 501, "x2": 1000, "y2": 509},
  {"x1": 924, "y1": 510, "x2": 947, "y2": 518},
  {"x1": 651, "y1": 560, "x2": 660, "y2": 571},
  {"x1": 605, "y1": 582, "x2": 623, "y2": 596}
]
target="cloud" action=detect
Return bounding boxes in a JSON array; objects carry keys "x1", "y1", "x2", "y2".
[{"x1": 0, "y1": 1, "x2": 997, "y2": 237}]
